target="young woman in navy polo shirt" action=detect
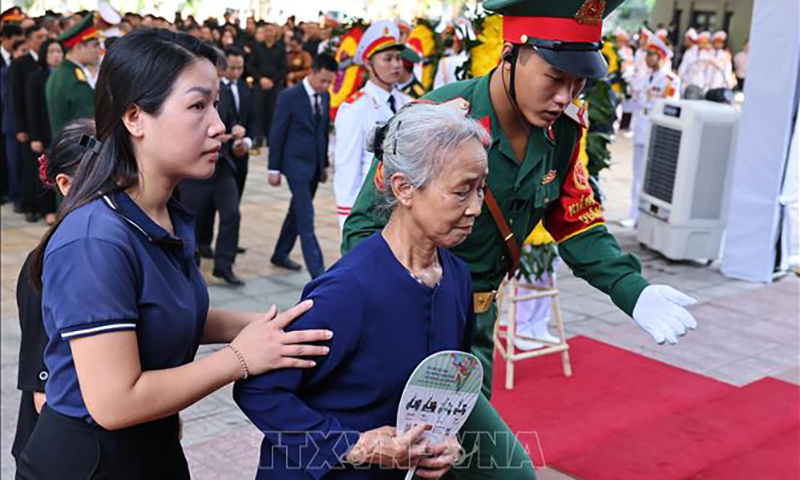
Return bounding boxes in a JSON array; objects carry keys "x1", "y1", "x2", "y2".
[
  {"x1": 16, "y1": 29, "x2": 332, "y2": 480},
  {"x1": 13, "y1": 119, "x2": 94, "y2": 464}
]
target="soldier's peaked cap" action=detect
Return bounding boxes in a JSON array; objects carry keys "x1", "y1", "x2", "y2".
[
  {"x1": 484, "y1": 0, "x2": 626, "y2": 79},
  {"x1": 57, "y1": 14, "x2": 98, "y2": 49},
  {"x1": 355, "y1": 20, "x2": 404, "y2": 66}
]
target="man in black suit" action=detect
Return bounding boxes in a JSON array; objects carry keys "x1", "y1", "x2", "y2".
[
  {"x1": 179, "y1": 50, "x2": 246, "y2": 286},
  {"x1": 247, "y1": 23, "x2": 286, "y2": 146},
  {"x1": 268, "y1": 53, "x2": 338, "y2": 279},
  {"x1": 1, "y1": 22, "x2": 24, "y2": 207},
  {"x1": 10, "y1": 22, "x2": 47, "y2": 221},
  {"x1": 221, "y1": 47, "x2": 256, "y2": 198},
  {"x1": 196, "y1": 47, "x2": 255, "y2": 259}
]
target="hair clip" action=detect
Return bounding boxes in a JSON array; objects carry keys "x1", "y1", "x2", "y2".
[
  {"x1": 393, "y1": 120, "x2": 401, "y2": 155},
  {"x1": 79, "y1": 134, "x2": 102, "y2": 154}
]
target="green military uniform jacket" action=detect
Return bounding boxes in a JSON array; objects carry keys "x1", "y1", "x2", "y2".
[
  {"x1": 342, "y1": 72, "x2": 649, "y2": 316},
  {"x1": 45, "y1": 58, "x2": 95, "y2": 136},
  {"x1": 400, "y1": 76, "x2": 426, "y2": 100}
]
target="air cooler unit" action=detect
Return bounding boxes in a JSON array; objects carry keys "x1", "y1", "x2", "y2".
[{"x1": 636, "y1": 99, "x2": 740, "y2": 261}]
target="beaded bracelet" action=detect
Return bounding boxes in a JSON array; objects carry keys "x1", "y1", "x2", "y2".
[{"x1": 226, "y1": 344, "x2": 249, "y2": 380}]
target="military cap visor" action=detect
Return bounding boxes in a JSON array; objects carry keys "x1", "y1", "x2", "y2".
[
  {"x1": 485, "y1": 0, "x2": 624, "y2": 79},
  {"x1": 533, "y1": 43, "x2": 609, "y2": 79},
  {"x1": 400, "y1": 46, "x2": 422, "y2": 63}
]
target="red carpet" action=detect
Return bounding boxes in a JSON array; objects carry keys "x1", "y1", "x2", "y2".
[{"x1": 491, "y1": 336, "x2": 800, "y2": 480}]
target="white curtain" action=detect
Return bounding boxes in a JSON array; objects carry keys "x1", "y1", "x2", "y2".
[{"x1": 721, "y1": 0, "x2": 800, "y2": 282}]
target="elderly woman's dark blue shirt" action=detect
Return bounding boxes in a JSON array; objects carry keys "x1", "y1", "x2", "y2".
[{"x1": 234, "y1": 232, "x2": 474, "y2": 479}]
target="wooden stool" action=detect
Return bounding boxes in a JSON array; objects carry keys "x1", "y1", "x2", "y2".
[{"x1": 494, "y1": 274, "x2": 572, "y2": 390}]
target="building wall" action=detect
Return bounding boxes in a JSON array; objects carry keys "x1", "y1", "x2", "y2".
[{"x1": 651, "y1": 0, "x2": 754, "y2": 53}]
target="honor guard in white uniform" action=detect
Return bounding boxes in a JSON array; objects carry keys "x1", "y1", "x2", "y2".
[
  {"x1": 433, "y1": 23, "x2": 469, "y2": 89},
  {"x1": 678, "y1": 28, "x2": 699, "y2": 90},
  {"x1": 333, "y1": 21, "x2": 410, "y2": 229},
  {"x1": 706, "y1": 30, "x2": 735, "y2": 90},
  {"x1": 615, "y1": 28, "x2": 636, "y2": 130},
  {"x1": 626, "y1": 27, "x2": 653, "y2": 138},
  {"x1": 627, "y1": 36, "x2": 681, "y2": 226}
]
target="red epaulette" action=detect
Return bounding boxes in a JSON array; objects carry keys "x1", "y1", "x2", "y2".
[{"x1": 344, "y1": 90, "x2": 365, "y2": 104}]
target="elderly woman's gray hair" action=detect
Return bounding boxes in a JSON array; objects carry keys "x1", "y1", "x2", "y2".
[{"x1": 366, "y1": 103, "x2": 491, "y2": 210}]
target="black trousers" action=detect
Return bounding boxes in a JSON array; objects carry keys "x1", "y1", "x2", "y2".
[
  {"x1": 180, "y1": 171, "x2": 240, "y2": 271},
  {"x1": 12, "y1": 391, "x2": 39, "y2": 462},
  {"x1": 257, "y1": 85, "x2": 281, "y2": 144},
  {"x1": 273, "y1": 177, "x2": 324, "y2": 278},
  {"x1": 233, "y1": 153, "x2": 249, "y2": 199},
  {"x1": 0, "y1": 133, "x2": 7, "y2": 199},
  {"x1": 19, "y1": 144, "x2": 54, "y2": 215},
  {"x1": 16, "y1": 405, "x2": 189, "y2": 480},
  {"x1": 4, "y1": 133, "x2": 21, "y2": 206},
  {"x1": 198, "y1": 154, "x2": 248, "y2": 249}
]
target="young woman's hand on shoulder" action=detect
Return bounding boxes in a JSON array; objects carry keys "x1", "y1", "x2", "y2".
[{"x1": 230, "y1": 300, "x2": 333, "y2": 375}]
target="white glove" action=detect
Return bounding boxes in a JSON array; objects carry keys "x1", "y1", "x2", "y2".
[{"x1": 632, "y1": 285, "x2": 698, "y2": 345}]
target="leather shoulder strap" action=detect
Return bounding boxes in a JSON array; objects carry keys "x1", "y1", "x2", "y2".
[{"x1": 484, "y1": 187, "x2": 520, "y2": 279}]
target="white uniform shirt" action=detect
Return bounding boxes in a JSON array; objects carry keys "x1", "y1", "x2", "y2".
[
  {"x1": 433, "y1": 51, "x2": 469, "y2": 89},
  {"x1": 633, "y1": 65, "x2": 681, "y2": 146},
  {"x1": 629, "y1": 48, "x2": 651, "y2": 109},
  {"x1": 704, "y1": 48, "x2": 735, "y2": 90},
  {"x1": 678, "y1": 45, "x2": 699, "y2": 87},
  {"x1": 333, "y1": 80, "x2": 410, "y2": 226}
]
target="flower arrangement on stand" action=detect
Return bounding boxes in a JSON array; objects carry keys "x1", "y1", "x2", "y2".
[
  {"x1": 329, "y1": 18, "x2": 369, "y2": 121},
  {"x1": 408, "y1": 18, "x2": 440, "y2": 90}
]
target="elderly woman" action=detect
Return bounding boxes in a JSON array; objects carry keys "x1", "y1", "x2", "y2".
[{"x1": 234, "y1": 103, "x2": 489, "y2": 479}]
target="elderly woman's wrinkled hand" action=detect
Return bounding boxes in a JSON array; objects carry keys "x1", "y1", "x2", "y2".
[
  {"x1": 415, "y1": 436, "x2": 462, "y2": 479},
  {"x1": 345, "y1": 423, "x2": 432, "y2": 469}
]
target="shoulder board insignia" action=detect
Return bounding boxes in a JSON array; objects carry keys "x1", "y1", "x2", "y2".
[
  {"x1": 564, "y1": 101, "x2": 589, "y2": 128},
  {"x1": 439, "y1": 97, "x2": 471, "y2": 115},
  {"x1": 75, "y1": 68, "x2": 87, "y2": 83},
  {"x1": 344, "y1": 90, "x2": 365, "y2": 104}
]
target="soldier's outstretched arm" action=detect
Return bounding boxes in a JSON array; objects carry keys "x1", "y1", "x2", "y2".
[{"x1": 546, "y1": 128, "x2": 697, "y2": 345}]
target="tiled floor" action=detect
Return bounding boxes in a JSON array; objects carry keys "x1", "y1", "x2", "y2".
[{"x1": 1, "y1": 135, "x2": 797, "y2": 479}]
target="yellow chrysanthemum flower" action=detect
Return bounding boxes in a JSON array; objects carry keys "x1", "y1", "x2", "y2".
[
  {"x1": 409, "y1": 24, "x2": 436, "y2": 89},
  {"x1": 470, "y1": 15, "x2": 503, "y2": 78},
  {"x1": 602, "y1": 40, "x2": 622, "y2": 93}
]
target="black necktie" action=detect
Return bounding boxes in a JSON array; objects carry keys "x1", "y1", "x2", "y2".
[
  {"x1": 388, "y1": 94, "x2": 396, "y2": 114},
  {"x1": 314, "y1": 93, "x2": 322, "y2": 125}
]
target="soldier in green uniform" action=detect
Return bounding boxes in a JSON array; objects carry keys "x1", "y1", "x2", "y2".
[
  {"x1": 45, "y1": 14, "x2": 99, "y2": 136},
  {"x1": 343, "y1": 1, "x2": 699, "y2": 477},
  {"x1": 398, "y1": 46, "x2": 426, "y2": 99}
]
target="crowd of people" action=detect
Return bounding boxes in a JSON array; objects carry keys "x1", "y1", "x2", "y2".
[{"x1": 4, "y1": 0, "x2": 707, "y2": 479}]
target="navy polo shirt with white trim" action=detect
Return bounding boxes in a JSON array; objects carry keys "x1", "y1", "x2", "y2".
[{"x1": 41, "y1": 191, "x2": 209, "y2": 422}]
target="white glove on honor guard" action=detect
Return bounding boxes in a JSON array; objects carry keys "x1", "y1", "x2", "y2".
[{"x1": 633, "y1": 285, "x2": 698, "y2": 345}]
